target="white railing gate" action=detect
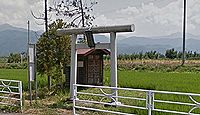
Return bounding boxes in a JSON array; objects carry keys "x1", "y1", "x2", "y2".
[
  {"x1": 73, "y1": 84, "x2": 200, "y2": 115},
  {"x1": 0, "y1": 79, "x2": 22, "y2": 110}
]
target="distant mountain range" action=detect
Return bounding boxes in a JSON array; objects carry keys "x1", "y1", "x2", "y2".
[
  {"x1": 0, "y1": 24, "x2": 200, "y2": 56},
  {"x1": 118, "y1": 35, "x2": 200, "y2": 54},
  {"x1": 0, "y1": 24, "x2": 41, "y2": 56},
  {"x1": 94, "y1": 32, "x2": 200, "y2": 54}
]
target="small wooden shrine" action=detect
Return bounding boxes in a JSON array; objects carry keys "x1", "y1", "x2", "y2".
[{"x1": 77, "y1": 49, "x2": 110, "y2": 85}]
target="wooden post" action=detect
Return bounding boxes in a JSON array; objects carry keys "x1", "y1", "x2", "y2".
[
  {"x1": 110, "y1": 32, "x2": 118, "y2": 102},
  {"x1": 70, "y1": 34, "x2": 78, "y2": 100}
]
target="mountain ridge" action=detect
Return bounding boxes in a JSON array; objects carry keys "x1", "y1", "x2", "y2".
[
  {"x1": 0, "y1": 23, "x2": 28, "y2": 32},
  {"x1": 0, "y1": 24, "x2": 39, "y2": 56},
  {"x1": 0, "y1": 24, "x2": 200, "y2": 56}
]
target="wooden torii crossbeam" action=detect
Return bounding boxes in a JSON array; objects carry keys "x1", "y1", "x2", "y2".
[{"x1": 57, "y1": 24, "x2": 135, "y2": 100}]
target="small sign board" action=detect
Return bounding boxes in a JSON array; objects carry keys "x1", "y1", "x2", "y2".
[
  {"x1": 78, "y1": 61, "x2": 84, "y2": 67},
  {"x1": 28, "y1": 44, "x2": 36, "y2": 81},
  {"x1": 29, "y1": 44, "x2": 35, "y2": 63}
]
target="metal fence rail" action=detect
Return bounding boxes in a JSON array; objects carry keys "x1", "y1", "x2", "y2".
[
  {"x1": 0, "y1": 79, "x2": 22, "y2": 110},
  {"x1": 73, "y1": 84, "x2": 200, "y2": 115}
]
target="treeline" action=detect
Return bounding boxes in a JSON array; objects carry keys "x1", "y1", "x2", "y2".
[
  {"x1": 105, "y1": 48, "x2": 200, "y2": 60},
  {"x1": 0, "y1": 52, "x2": 27, "y2": 63}
]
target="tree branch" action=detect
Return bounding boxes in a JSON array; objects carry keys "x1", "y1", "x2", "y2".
[{"x1": 31, "y1": 10, "x2": 45, "y2": 20}]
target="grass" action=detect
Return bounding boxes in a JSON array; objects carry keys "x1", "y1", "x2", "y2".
[
  {"x1": 108, "y1": 70, "x2": 200, "y2": 93},
  {"x1": 76, "y1": 70, "x2": 200, "y2": 114},
  {"x1": 0, "y1": 69, "x2": 27, "y2": 81},
  {"x1": 0, "y1": 69, "x2": 47, "y2": 91},
  {"x1": 0, "y1": 68, "x2": 200, "y2": 114},
  {"x1": 0, "y1": 69, "x2": 71, "y2": 114},
  {"x1": 0, "y1": 69, "x2": 28, "y2": 90}
]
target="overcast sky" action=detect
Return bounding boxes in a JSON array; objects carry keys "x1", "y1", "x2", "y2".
[{"x1": 0, "y1": 0, "x2": 200, "y2": 37}]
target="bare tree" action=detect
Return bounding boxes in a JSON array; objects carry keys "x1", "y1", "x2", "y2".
[
  {"x1": 31, "y1": 0, "x2": 50, "y2": 36},
  {"x1": 49, "y1": 0, "x2": 97, "y2": 27}
]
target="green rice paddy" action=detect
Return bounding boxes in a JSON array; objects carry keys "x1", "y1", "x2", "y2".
[{"x1": 0, "y1": 69, "x2": 200, "y2": 114}]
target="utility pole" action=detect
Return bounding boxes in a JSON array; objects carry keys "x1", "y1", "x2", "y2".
[
  {"x1": 27, "y1": 21, "x2": 32, "y2": 106},
  {"x1": 44, "y1": 0, "x2": 51, "y2": 89},
  {"x1": 182, "y1": 0, "x2": 187, "y2": 65},
  {"x1": 79, "y1": 0, "x2": 85, "y2": 27},
  {"x1": 45, "y1": 0, "x2": 48, "y2": 36},
  {"x1": 28, "y1": 21, "x2": 30, "y2": 44}
]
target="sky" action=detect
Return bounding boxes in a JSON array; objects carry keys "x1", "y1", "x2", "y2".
[{"x1": 0, "y1": 0, "x2": 200, "y2": 37}]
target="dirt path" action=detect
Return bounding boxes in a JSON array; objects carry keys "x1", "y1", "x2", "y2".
[{"x1": 1, "y1": 109, "x2": 72, "y2": 115}]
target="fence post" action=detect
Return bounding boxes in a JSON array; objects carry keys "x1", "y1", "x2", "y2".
[
  {"x1": 147, "y1": 90, "x2": 153, "y2": 115},
  {"x1": 73, "y1": 84, "x2": 77, "y2": 115},
  {"x1": 18, "y1": 81, "x2": 23, "y2": 112}
]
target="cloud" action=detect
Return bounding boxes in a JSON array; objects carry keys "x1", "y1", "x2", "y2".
[
  {"x1": 94, "y1": 0, "x2": 200, "y2": 37},
  {"x1": 186, "y1": 0, "x2": 200, "y2": 32},
  {"x1": 93, "y1": 15, "x2": 117, "y2": 26},
  {"x1": 0, "y1": 0, "x2": 200, "y2": 37},
  {"x1": 0, "y1": 0, "x2": 45, "y2": 30}
]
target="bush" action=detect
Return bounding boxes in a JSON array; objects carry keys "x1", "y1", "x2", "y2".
[{"x1": 0, "y1": 63, "x2": 27, "y2": 69}]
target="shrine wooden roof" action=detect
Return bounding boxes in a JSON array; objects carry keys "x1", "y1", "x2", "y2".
[{"x1": 77, "y1": 49, "x2": 110, "y2": 56}]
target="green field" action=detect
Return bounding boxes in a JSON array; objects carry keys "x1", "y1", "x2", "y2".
[
  {"x1": 79, "y1": 70, "x2": 200, "y2": 114},
  {"x1": 0, "y1": 69, "x2": 200, "y2": 114},
  {"x1": 0, "y1": 69, "x2": 200, "y2": 94},
  {"x1": 106, "y1": 70, "x2": 200, "y2": 93},
  {"x1": 0, "y1": 69, "x2": 27, "y2": 82},
  {"x1": 0, "y1": 69, "x2": 47, "y2": 91},
  {"x1": 103, "y1": 70, "x2": 200, "y2": 114},
  {"x1": 1, "y1": 69, "x2": 200, "y2": 93}
]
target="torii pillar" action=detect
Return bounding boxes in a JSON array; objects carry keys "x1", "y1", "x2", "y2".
[{"x1": 57, "y1": 24, "x2": 135, "y2": 100}]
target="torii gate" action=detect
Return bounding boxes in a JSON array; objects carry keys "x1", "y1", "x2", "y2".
[{"x1": 57, "y1": 24, "x2": 135, "y2": 99}]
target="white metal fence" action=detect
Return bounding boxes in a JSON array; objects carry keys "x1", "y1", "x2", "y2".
[
  {"x1": 0, "y1": 79, "x2": 22, "y2": 110},
  {"x1": 73, "y1": 84, "x2": 200, "y2": 115}
]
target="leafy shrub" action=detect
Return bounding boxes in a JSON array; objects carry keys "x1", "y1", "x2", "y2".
[{"x1": 0, "y1": 63, "x2": 27, "y2": 69}]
